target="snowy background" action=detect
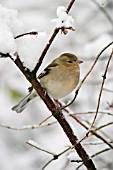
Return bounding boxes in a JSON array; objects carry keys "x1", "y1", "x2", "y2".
[{"x1": 0, "y1": 0, "x2": 113, "y2": 170}]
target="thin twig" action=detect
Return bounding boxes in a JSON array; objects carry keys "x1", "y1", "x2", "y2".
[
  {"x1": 27, "y1": 139, "x2": 73, "y2": 170},
  {"x1": 42, "y1": 159, "x2": 54, "y2": 170},
  {"x1": 71, "y1": 111, "x2": 113, "y2": 116},
  {"x1": 70, "y1": 115, "x2": 113, "y2": 149},
  {"x1": 0, "y1": 121, "x2": 57, "y2": 130},
  {"x1": 90, "y1": 49, "x2": 113, "y2": 130},
  {"x1": 41, "y1": 146, "x2": 74, "y2": 170},
  {"x1": 14, "y1": 31, "x2": 38, "y2": 39},
  {"x1": 91, "y1": 0, "x2": 113, "y2": 28},
  {"x1": 83, "y1": 141, "x2": 113, "y2": 146},
  {"x1": 39, "y1": 115, "x2": 53, "y2": 126},
  {"x1": 95, "y1": 122, "x2": 113, "y2": 132},
  {"x1": 62, "y1": 41, "x2": 113, "y2": 109},
  {"x1": 26, "y1": 140, "x2": 55, "y2": 155},
  {"x1": 103, "y1": 88, "x2": 113, "y2": 93}
]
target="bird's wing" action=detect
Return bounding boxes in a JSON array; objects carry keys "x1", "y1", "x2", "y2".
[{"x1": 38, "y1": 62, "x2": 59, "y2": 79}]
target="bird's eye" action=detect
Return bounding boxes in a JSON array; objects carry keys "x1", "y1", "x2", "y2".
[{"x1": 67, "y1": 60, "x2": 73, "y2": 63}]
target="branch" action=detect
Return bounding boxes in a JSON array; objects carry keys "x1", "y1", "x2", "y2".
[
  {"x1": 33, "y1": 0, "x2": 76, "y2": 74},
  {"x1": 71, "y1": 111, "x2": 113, "y2": 116},
  {"x1": 33, "y1": 28, "x2": 59, "y2": 73},
  {"x1": 27, "y1": 140, "x2": 73, "y2": 170},
  {"x1": 70, "y1": 114, "x2": 113, "y2": 149},
  {"x1": 90, "y1": 49, "x2": 113, "y2": 129},
  {"x1": 74, "y1": 147, "x2": 111, "y2": 170},
  {"x1": 14, "y1": 31, "x2": 38, "y2": 39},
  {"x1": 0, "y1": 120, "x2": 57, "y2": 130}
]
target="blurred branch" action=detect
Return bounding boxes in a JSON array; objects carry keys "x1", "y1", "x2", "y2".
[
  {"x1": 62, "y1": 41, "x2": 113, "y2": 109},
  {"x1": 107, "y1": 101, "x2": 113, "y2": 109},
  {"x1": 72, "y1": 111, "x2": 113, "y2": 116},
  {"x1": 27, "y1": 139, "x2": 73, "y2": 170},
  {"x1": 42, "y1": 145, "x2": 73, "y2": 170},
  {"x1": 91, "y1": 0, "x2": 113, "y2": 28},
  {"x1": 103, "y1": 88, "x2": 113, "y2": 93},
  {"x1": 26, "y1": 140, "x2": 55, "y2": 155},
  {"x1": 95, "y1": 121, "x2": 113, "y2": 131},
  {"x1": 84, "y1": 141, "x2": 113, "y2": 146},
  {"x1": 90, "y1": 49, "x2": 113, "y2": 129},
  {"x1": 70, "y1": 114, "x2": 113, "y2": 149},
  {"x1": 0, "y1": 120, "x2": 57, "y2": 130}
]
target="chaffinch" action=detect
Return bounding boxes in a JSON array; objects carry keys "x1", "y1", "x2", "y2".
[{"x1": 12, "y1": 53, "x2": 83, "y2": 113}]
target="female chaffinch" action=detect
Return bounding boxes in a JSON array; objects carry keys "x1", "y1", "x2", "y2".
[{"x1": 12, "y1": 53, "x2": 83, "y2": 113}]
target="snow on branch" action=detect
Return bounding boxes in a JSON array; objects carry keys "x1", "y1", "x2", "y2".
[{"x1": 51, "y1": 6, "x2": 74, "y2": 28}]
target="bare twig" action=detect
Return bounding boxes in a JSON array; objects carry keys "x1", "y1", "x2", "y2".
[
  {"x1": 84, "y1": 141, "x2": 113, "y2": 146},
  {"x1": 103, "y1": 88, "x2": 113, "y2": 93},
  {"x1": 42, "y1": 146, "x2": 74, "y2": 170},
  {"x1": 27, "y1": 139, "x2": 73, "y2": 170},
  {"x1": 71, "y1": 111, "x2": 113, "y2": 116},
  {"x1": 14, "y1": 31, "x2": 38, "y2": 39},
  {"x1": 39, "y1": 115, "x2": 53, "y2": 126},
  {"x1": 107, "y1": 101, "x2": 113, "y2": 109},
  {"x1": 0, "y1": 121, "x2": 57, "y2": 130},
  {"x1": 26, "y1": 140, "x2": 55, "y2": 155},
  {"x1": 91, "y1": 0, "x2": 113, "y2": 28},
  {"x1": 89, "y1": 49, "x2": 113, "y2": 130},
  {"x1": 66, "y1": 0, "x2": 75, "y2": 13},
  {"x1": 95, "y1": 122, "x2": 113, "y2": 132},
  {"x1": 42, "y1": 159, "x2": 54, "y2": 170},
  {"x1": 70, "y1": 115, "x2": 113, "y2": 149}
]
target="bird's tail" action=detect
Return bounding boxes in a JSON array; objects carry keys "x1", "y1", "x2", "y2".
[{"x1": 12, "y1": 92, "x2": 37, "y2": 113}]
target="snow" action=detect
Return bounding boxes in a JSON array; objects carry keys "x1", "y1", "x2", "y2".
[
  {"x1": 17, "y1": 31, "x2": 47, "y2": 70},
  {"x1": 51, "y1": 6, "x2": 74, "y2": 28},
  {"x1": 0, "y1": 5, "x2": 24, "y2": 36},
  {"x1": 0, "y1": 5, "x2": 24, "y2": 54},
  {"x1": 0, "y1": 22, "x2": 16, "y2": 53}
]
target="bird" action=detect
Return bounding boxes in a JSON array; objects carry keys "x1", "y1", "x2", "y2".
[{"x1": 12, "y1": 53, "x2": 83, "y2": 113}]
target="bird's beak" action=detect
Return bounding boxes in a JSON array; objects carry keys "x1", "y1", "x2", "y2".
[{"x1": 77, "y1": 59, "x2": 83, "y2": 64}]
